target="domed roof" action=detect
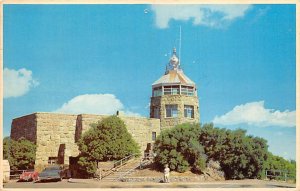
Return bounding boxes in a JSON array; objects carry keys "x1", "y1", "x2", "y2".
[
  {"x1": 152, "y1": 70, "x2": 195, "y2": 87},
  {"x1": 152, "y1": 47, "x2": 195, "y2": 87}
]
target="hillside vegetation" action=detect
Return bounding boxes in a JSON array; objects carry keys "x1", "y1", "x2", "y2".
[{"x1": 154, "y1": 123, "x2": 296, "y2": 181}]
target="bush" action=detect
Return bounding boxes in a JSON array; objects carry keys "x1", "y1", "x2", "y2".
[
  {"x1": 192, "y1": 156, "x2": 207, "y2": 173},
  {"x1": 199, "y1": 123, "x2": 269, "y2": 179},
  {"x1": 77, "y1": 115, "x2": 140, "y2": 176},
  {"x1": 154, "y1": 122, "x2": 292, "y2": 180},
  {"x1": 154, "y1": 123, "x2": 206, "y2": 173},
  {"x1": 3, "y1": 137, "x2": 36, "y2": 170}
]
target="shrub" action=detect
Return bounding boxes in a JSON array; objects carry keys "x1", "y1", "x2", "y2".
[
  {"x1": 154, "y1": 123, "x2": 206, "y2": 173},
  {"x1": 3, "y1": 137, "x2": 36, "y2": 170},
  {"x1": 192, "y1": 156, "x2": 207, "y2": 173},
  {"x1": 77, "y1": 115, "x2": 140, "y2": 176},
  {"x1": 199, "y1": 123, "x2": 269, "y2": 179}
]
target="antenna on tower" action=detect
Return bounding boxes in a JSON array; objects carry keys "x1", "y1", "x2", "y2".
[{"x1": 179, "y1": 25, "x2": 182, "y2": 67}]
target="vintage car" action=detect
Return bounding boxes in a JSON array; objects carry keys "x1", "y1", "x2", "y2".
[
  {"x1": 19, "y1": 170, "x2": 39, "y2": 182},
  {"x1": 37, "y1": 165, "x2": 63, "y2": 182}
]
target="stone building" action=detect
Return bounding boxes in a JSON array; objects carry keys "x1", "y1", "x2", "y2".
[
  {"x1": 11, "y1": 113, "x2": 160, "y2": 171},
  {"x1": 10, "y1": 48, "x2": 199, "y2": 171}
]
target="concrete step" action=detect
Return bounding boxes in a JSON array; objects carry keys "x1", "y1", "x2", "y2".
[{"x1": 101, "y1": 158, "x2": 150, "y2": 181}]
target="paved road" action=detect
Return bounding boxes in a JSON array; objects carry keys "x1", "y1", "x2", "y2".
[{"x1": 3, "y1": 179, "x2": 296, "y2": 188}]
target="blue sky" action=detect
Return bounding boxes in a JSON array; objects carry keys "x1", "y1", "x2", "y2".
[{"x1": 3, "y1": 4, "x2": 296, "y2": 160}]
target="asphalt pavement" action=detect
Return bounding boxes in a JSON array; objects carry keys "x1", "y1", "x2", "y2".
[{"x1": 2, "y1": 178, "x2": 296, "y2": 189}]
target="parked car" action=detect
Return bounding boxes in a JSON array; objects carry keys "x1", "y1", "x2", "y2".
[
  {"x1": 19, "y1": 170, "x2": 39, "y2": 182},
  {"x1": 37, "y1": 165, "x2": 63, "y2": 182}
]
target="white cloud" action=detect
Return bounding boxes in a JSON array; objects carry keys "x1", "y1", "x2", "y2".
[
  {"x1": 213, "y1": 101, "x2": 295, "y2": 128},
  {"x1": 4, "y1": 68, "x2": 39, "y2": 98},
  {"x1": 151, "y1": 5, "x2": 252, "y2": 29},
  {"x1": 54, "y1": 94, "x2": 141, "y2": 117}
]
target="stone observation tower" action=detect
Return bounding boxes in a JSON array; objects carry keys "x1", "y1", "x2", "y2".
[{"x1": 150, "y1": 48, "x2": 200, "y2": 130}]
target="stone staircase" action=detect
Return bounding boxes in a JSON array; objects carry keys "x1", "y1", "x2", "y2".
[{"x1": 101, "y1": 158, "x2": 142, "y2": 181}]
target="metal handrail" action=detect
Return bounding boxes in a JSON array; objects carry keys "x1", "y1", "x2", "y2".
[
  {"x1": 9, "y1": 169, "x2": 33, "y2": 179},
  {"x1": 113, "y1": 154, "x2": 137, "y2": 168},
  {"x1": 117, "y1": 153, "x2": 155, "y2": 181},
  {"x1": 100, "y1": 153, "x2": 138, "y2": 180},
  {"x1": 118, "y1": 159, "x2": 150, "y2": 181},
  {"x1": 265, "y1": 169, "x2": 293, "y2": 182}
]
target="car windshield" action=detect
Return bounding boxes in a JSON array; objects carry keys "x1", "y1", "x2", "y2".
[{"x1": 40, "y1": 170, "x2": 59, "y2": 176}]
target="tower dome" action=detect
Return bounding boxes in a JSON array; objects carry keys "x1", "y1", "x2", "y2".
[
  {"x1": 169, "y1": 48, "x2": 179, "y2": 69},
  {"x1": 166, "y1": 48, "x2": 181, "y2": 73}
]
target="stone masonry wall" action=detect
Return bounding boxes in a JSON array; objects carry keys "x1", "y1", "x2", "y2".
[
  {"x1": 34, "y1": 113, "x2": 79, "y2": 171},
  {"x1": 11, "y1": 113, "x2": 37, "y2": 143},
  {"x1": 11, "y1": 112, "x2": 161, "y2": 171},
  {"x1": 119, "y1": 116, "x2": 161, "y2": 153},
  {"x1": 79, "y1": 114, "x2": 109, "y2": 136},
  {"x1": 151, "y1": 95, "x2": 200, "y2": 130},
  {"x1": 78, "y1": 114, "x2": 161, "y2": 154}
]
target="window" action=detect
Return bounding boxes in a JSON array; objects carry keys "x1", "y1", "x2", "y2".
[
  {"x1": 164, "y1": 86, "x2": 171, "y2": 95},
  {"x1": 153, "y1": 87, "x2": 162, "y2": 97},
  {"x1": 181, "y1": 86, "x2": 194, "y2": 96},
  {"x1": 152, "y1": 132, "x2": 156, "y2": 141},
  {"x1": 153, "y1": 107, "x2": 160, "y2": 118},
  {"x1": 166, "y1": 105, "x2": 178, "y2": 118},
  {"x1": 163, "y1": 86, "x2": 179, "y2": 95},
  {"x1": 48, "y1": 157, "x2": 58, "y2": 165},
  {"x1": 187, "y1": 88, "x2": 194, "y2": 96},
  {"x1": 184, "y1": 105, "x2": 194, "y2": 118}
]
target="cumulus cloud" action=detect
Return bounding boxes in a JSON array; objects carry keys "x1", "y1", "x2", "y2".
[
  {"x1": 151, "y1": 4, "x2": 252, "y2": 29},
  {"x1": 4, "y1": 68, "x2": 39, "y2": 98},
  {"x1": 55, "y1": 94, "x2": 141, "y2": 117},
  {"x1": 213, "y1": 101, "x2": 295, "y2": 128}
]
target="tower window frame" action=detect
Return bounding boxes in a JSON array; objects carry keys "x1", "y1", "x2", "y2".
[
  {"x1": 165, "y1": 104, "x2": 178, "y2": 118},
  {"x1": 181, "y1": 86, "x2": 194, "y2": 96},
  {"x1": 164, "y1": 85, "x2": 180, "y2": 95},
  {"x1": 184, "y1": 105, "x2": 194, "y2": 118},
  {"x1": 153, "y1": 87, "x2": 162, "y2": 97}
]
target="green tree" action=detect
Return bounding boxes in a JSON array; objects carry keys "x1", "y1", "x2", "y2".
[
  {"x1": 154, "y1": 123, "x2": 206, "y2": 173},
  {"x1": 199, "y1": 123, "x2": 268, "y2": 179},
  {"x1": 3, "y1": 137, "x2": 36, "y2": 170},
  {"x1": 77, "y1": 115, "x2": 140, "y2": 176},
  {"x1": 3, "y1": 136, "x2": 10, "y2": 160}
]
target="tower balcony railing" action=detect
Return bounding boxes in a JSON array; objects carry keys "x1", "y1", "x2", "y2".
[{"x1": 153, "y1": 85, "x2": 196, "y2": 97}]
